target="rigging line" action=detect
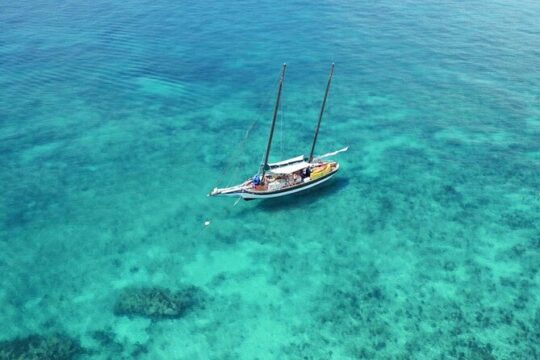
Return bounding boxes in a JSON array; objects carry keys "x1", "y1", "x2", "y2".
[
  {"x1": 216, "y1": 117, "x2": 258, "y2": 188},
  {"x1": 215, "y1": 74, "x2": 282, "y2": 188},
  {"x1": 279, "y1": 88, "x2": 284, "y2": 159},
  {"x1": 223, "y1": 119, "x2": 258, "y2": 187},
  {"x1": 282, "y1": 90, "x2": 286, "y2": 156}
]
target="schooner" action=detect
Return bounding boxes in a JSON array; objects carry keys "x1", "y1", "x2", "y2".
[{"x1": 209, "y1": 63, "x2": 348, "y2": 200}]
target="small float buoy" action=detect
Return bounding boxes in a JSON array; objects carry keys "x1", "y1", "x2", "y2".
[{"x1": 204, "y1": 220, "x2": 210, "y2": 226}]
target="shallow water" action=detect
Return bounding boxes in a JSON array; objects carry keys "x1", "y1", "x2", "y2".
[{"x1": 1, "y1": 0, "x2": 539, "y2": 358}]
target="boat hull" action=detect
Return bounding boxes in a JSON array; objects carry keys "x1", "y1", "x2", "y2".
[{"x1": 216, "y1": 166, "x2": 339, "y2": 199}]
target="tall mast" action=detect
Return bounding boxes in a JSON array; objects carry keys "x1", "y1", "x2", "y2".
[
  {"x1": 308, "y1": 63, "x2": 334, "y2": 162},
  {"x1": 260, "y1": 63, "x2": 287, "y2": 179}
]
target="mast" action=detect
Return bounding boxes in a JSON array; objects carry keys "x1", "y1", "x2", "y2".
[
  {"x1": 260, "y1": 63, "x2": 287, "y2": 180},
  {"x1": 308, "y1": 63, "x2": 334, "y2": 162}
]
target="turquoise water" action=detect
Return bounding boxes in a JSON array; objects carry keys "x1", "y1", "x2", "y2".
[{"x1": 1, "y1": 0, "x2": 539, "y2": 358}]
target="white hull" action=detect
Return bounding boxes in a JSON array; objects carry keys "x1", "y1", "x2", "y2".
[
  {"x1": 241, "y1": 171, "x2": 337, "y2": 199},
  {"x1": 213, "y1": 165, "x2": 339, "y2": 200}
]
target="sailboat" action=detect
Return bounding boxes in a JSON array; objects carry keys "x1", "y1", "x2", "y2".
[{"x1": 209, "y1": 63, "x2": 348, "y2": 200}]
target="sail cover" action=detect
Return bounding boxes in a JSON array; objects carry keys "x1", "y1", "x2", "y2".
[
  {"x1": 268, "y1": 155, "x2": 304, "y2": 168},
  {"x1": 269, "y1": 161, "x2": 310, "y2": 174}
]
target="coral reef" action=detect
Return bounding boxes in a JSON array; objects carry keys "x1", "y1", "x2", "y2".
[
  {"x1": 0, "y1": 333, "x2": 82, "y2": 360},
  {"x1": 89, "y1": 328, "x2": 149, "y2": 359},
  {"x1": 90, "y1": 329, "x2": 124, "y2": 355},
  {"x1": 113, "y1": 286, "x2": 205, "y2": 319}
]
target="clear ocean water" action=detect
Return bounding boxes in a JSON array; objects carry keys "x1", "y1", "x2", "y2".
[{"x1": 1, "y1": 0, "x2": 539, "y2": 358}]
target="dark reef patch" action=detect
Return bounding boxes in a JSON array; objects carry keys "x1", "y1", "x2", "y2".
[
  {"x1": 0, "y1": 333, "x2": 83, "y2": 360},
  {"x1": 90, "y1": 329, "x2": 124, "y2": 354},
  {"x1": 88, "y1": 327, "x2": 150, "y2": 359},
  {"x1": 113, "y1": 286, "x2": 206, "y2": 320}
]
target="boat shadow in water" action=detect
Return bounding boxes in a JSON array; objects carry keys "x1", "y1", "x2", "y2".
[{"x1": 255, "y1": 177, "x2": 349, "y2": 212}]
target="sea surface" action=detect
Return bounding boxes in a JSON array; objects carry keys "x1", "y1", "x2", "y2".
[{"x1": 1, "y1": 0, "x2": 539, "y2": 359}]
